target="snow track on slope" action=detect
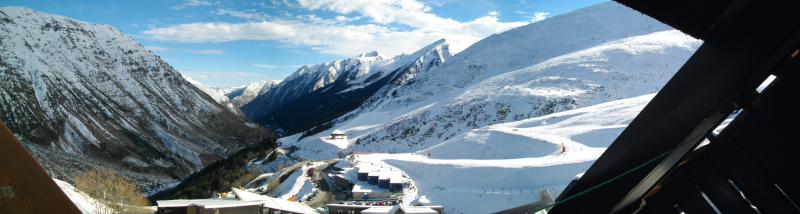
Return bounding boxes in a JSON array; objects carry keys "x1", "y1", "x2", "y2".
[{"x1": 352, "y1": 94, "x2": 654, "y2": 213}]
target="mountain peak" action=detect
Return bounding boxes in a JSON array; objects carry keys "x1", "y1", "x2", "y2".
[
  {"x1": 0, "y1": 6, "x2": 34, "y2": 13},
  {"x1": 431, "y1": 38, "x2": 447, "y2": 46}
]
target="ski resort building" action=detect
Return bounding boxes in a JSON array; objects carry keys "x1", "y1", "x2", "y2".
[
  {"x1": 352, "y1": 183, "x2": 393, "y2": 199},
  {"x1": 378, "y1": 171, "x2": 402, "y2": 189},
  {"x1": 389, "y1": 178, "x2": 403, "y2": 193},
  {"x1": 326, "y1": 204, "x2": 442, "y2": 214},
  {"x1": 156, "y1": 189, "x2": 317, "y2": 214},
  {"x1": 232, "y1": 188, "x2": 317, "y2": 213},
  {"x1": 330, "y1": 130, "x2": 347, "y2": 140},
  {"x1": 353, "y1": 162, "x2": 406, "y2": 195},
  {"x1": 156, "y1": 199, "x2": 265, "y2": 214},
  {"x1": 361, "y1": 205, "x2": 399, "y2": 214},
  {"x1": 398, "y1": 205, "x2": 438, "y2": 214}
]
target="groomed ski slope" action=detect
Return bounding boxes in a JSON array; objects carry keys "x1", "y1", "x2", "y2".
[{"x1": 353, "y1": 94, "x2": 655, "y2": 213}]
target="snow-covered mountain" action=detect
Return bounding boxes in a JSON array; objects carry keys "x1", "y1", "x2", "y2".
[
  {"x1": 279, "y1": 2, "x2": 701, "y2": 159},
  {"x1": 242, "y1": 39, "x2": 450, "y2": 134},
  {"x1": 0, "y1": 7, "x2": 272, "y2": 191},
  {"x1": 221, "y1": 80, "x2": 280, "y2": 107},
  {"x1": 260, "y1": 2, "x2": 703, "y2": 211},
  {"x1": 183, "y1": 75, "x2": 243, "y2": 116}
]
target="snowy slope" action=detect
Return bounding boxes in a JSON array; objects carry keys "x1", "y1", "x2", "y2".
[
  {"x1": 271, "y1": 5, "x2": 700, "y2": 211},
  {"x1": 271, "y1": 3, "x2": 701, "y2": 212},
  {"x1": 269, "y1": 2, "x2": 695, "y2": 212},
  {"x1": 356, "y1": 94, "x2": 655, "y2": 213},
  {"x1": 281, "y1": 27, "x2": 699, "y2": 159},
  {"x1": 223, "y1": 80, "x2": 280, "y2": 107},
  {"x1": 350, "y1": 30, "x2": 699, "y2": 149},
  {"x1": 335, "y1": 2, "x2": 698, "y2": 153},
  {"x1": 183, "y1": 74, "x2": 243, "y2": 116},
  {"x1": 243, "y1": 39, "x2": 450, "y2": 134},
  {"x1": 0, "y1": 7, "x2": 271, "y2": 191},
  {"x1": 55, "y1": 178, "x2": 113, "y2": 214}
]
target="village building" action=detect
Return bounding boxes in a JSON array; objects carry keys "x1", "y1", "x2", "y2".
[
  {"x1": 398, "y1": 205, "x2": 439, "y2": 214},
  {"x1": 356, "y1": 164, "x2": 376, "y2": 181},
  {"x1": 378, "y1": 171, "x2": 401, "y2": 189},
  {"x1": 330, "y1": 130, "x2": 347, "y2": 140},
  {"x1": 156, "y1": 199, "x2": 265, "y2": 214},
  {"x1": 232, "y1": 188, "x2": 318, "y2": 213},
  {"x1": 351, "y1": 183, "x2": 393, "y2": 199},
  {"x1": 155, "y1": 189, "x2": 317, "y2": 214},
  {"x1": 389, "y1": 178, "x2": 404, "y2": 193},
  {"x1": 361, "y1": 205, "x2": 400, "y2": 214},
  {"x1": 367, "y1": 171, "x2": 381, "y2": 185},
  {"x1": 326, "y1": 204, "x2": 443, "y2": 214}
]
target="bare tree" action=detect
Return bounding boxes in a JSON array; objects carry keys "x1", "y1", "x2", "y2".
[{"x1": 74, "y1": 169, "x2": 150, "y2": 213}]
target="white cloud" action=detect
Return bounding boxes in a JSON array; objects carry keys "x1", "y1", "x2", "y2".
[
  {"x1": 531, "y1": 12, "x2": 549, "y2": 22},
  {"x1": 185, "y1": 49, "x2": 226, "y2": 55},
  {"x1": 421, "y1": 0, "x2": 453, "y2": 7},
  {"x1": 145, "y1": 0, "x2": 527, "y2": 57},
  {"x1": 296, "y1": 0, "x2": 450, "y2": 29},
  {"x1": 334, "y1": 15, "x2": 362, "y2": 23},
  {"x1": 216, "y1": 9, "x2": 269, "y2": 21},
  {"x1": 255, "y1": 0, "x2": 292, "y2": 9},
  {"x1": 171, "y1": 0, "x2": 215, "y2": 10},
  {"x1": 488, "y1": 11, "x2": 499, "y2": 16}
]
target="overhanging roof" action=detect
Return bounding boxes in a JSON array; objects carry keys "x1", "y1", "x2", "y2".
[{"x1": 550, "y1": 1, "x2": 800, "y2": 213}]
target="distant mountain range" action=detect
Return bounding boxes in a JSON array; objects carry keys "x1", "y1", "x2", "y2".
[
  {"x1": 219, "y1": 80, "x2": 280, "y2": 108},
  {"x1": 236, "y1": 39, "x2": 450, "y2": 135}
]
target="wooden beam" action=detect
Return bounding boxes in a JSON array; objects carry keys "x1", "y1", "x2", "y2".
[{"x1": 0, "y1": 120, "x2": 81, "y2": 213}]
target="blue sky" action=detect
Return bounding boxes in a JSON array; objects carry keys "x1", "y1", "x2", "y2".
[{"x1": 2, "y1": 0, "x2": 607, "y2": 87}]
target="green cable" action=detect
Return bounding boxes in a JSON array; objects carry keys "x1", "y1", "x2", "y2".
[{"x1": 534, "y1": 149, "x2": 673, "y2": 213}]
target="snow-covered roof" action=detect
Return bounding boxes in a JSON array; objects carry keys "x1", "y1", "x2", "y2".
[
  {"x1": 356, "y1": 165, "x2": 378, "y2": 173},
  {"x1": 203, "y1": 201, "x2": 266, "y2": 209},
  {"x1": 390, "y1": 177, "x2": 405, "y2": 184},
  {"x1": 400, "y1": 205, "x2": 438, "y2": 214},
  {"x1": 379, "y1": 171, "x2": 403, "y2": 180},
  {"x1": 361, "y1": 205, "x2": 399, "y2": 214},
  {"x1": 231, "y1": 188, "x2": 316, "y2": 214},
  {"x1": 331, "y1": 130, "x2": 346, "y2": 135},
  {"x1": 352, "y1": 183, "x2": 388, "y2": 193},
  {"x1": 156, "y1": 199, "x2": 263, "y2": 208}
]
